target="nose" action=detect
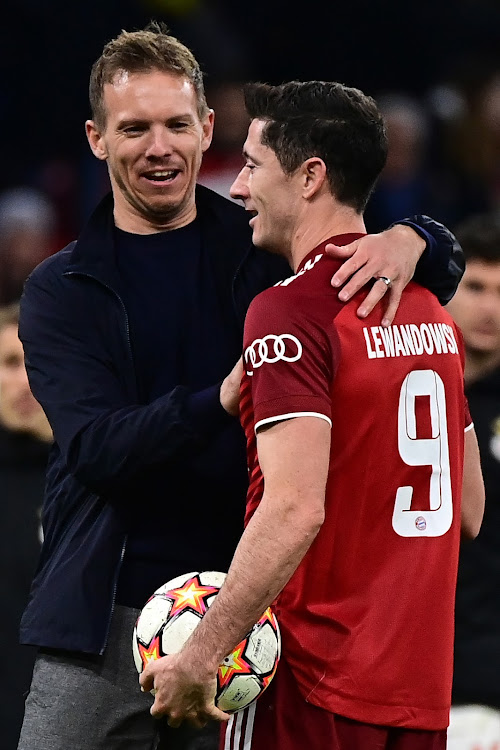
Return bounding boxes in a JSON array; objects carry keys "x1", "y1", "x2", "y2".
[
  {"x1": 230, "y1": 167, "x2": 249, "y2": 202},
  {"x1": 144, "y1": 127, "x2": 173, "y2": 159}
]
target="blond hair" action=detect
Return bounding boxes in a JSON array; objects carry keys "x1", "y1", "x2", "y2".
[{"x1": 89, "y1": 21, "x2": 209, "y2": 130}]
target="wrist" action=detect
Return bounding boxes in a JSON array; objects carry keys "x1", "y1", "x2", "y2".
[
  {"x1": 181, "y1": 641, "x2": 221, "y2": 676},
  {"x1": 391, "y1": 223, "x2": 426, "y2": 259}
]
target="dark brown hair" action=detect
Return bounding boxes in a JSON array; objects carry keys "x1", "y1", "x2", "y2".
[
  {"x1": 454, "y1": 213, "x2": 500, "y2": 264},
  {"x1": 243, "y1": 80, "x2": 388, "y2": 213}
]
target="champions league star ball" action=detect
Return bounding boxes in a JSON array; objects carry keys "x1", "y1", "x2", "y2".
[{"x1": 132, "y1": 571, "x2": 281, "y2": 713}]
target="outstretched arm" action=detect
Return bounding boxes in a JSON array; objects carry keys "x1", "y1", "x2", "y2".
[
  {"x1": 327, "y1": 215, "x2": 465, "y2": 326},
  {"x1": 140, "y1": 415, "x2": 330, "y2": 724}
]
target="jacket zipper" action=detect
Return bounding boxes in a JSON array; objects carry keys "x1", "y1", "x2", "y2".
[
  {"x1": 65, "y1": 270, "x2": 133, "y2": 654},
  {"x1": 100, "y1": 534, "x2": 128, "y2": 655}
]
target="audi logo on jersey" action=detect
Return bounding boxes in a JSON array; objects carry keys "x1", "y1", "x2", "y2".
[{"x1": 244, "y1": 334, "x2": 303, "y2": 375}]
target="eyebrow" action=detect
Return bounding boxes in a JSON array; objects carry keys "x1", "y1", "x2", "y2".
[
  {"x1": 117, "y1": 113, "x2": 196, "y2": 127},
  {"x1": 243, "y1": 148, "x2": 260, "y2": 164}
]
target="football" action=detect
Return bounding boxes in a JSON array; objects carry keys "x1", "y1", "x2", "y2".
[{"x1": 132, "y1": 570, "x2": 281, "y2": 713}]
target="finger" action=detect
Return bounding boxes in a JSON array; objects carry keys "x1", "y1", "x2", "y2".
[
  {"x1": 139, "y1": 670, "x2": 155, "y2": 692},
  {"x1": 150, "y1": 698, "x2": 169, "y2": 719},
  {"x1": 335, "y1": 261, "x2": 377, "y2": 299},
  {"x1": 324, "y1": 241, "x2": 358, "y2": 259},
  {"x1": 331, "y1": 254, "x2": 367, "y2": 290},
  {"x1": 205, "y1": 705, "x2": 231, "y2": 723},
  {"x1": 167, "y1": 714, "x2": 183, "y2": 728},
  {"x1": 183, "y1": 711, "x2": 209, "y2": 729},
  {"x1": 381, "y1": 286, "x2": 403, "y2": 327},
  {"x1": 355, "y1": 280, "x2": 388, "y2": 319}
]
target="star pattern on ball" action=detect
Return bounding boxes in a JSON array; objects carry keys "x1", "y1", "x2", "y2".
[
  {"x1": 138, "y1": 634, "x2": 161, "y2": 669},
  {"x1": 218, "y1": 643, "x2": 252, "y2": 688},
  {"x1": 168, "y1": 575, "x2": 220, "y2": 619},
  {"x1": 257, "y1": 607, "x2": 276, "y2": 629}
]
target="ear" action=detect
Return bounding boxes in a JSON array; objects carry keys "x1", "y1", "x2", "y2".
[
  {"x1": 302, "y1": 157, "x2": 327, "y2": 199},
  {"x1": 86, "y1": 120, "x2": 108, "y2": 161},
  {"x1": 201, "y1": 109, "x2": 215, "y2": 154}
]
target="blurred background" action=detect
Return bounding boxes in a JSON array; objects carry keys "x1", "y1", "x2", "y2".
[{"x1": 0, "y1": 0, "x2": 499, "y2": 297}]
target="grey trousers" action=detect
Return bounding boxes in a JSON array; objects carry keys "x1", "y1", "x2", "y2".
[{"x1": 17, "y1": 605, "x2": 220, "y2": 750}]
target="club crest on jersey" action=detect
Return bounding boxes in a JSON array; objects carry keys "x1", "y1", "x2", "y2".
[
  {"x1": 244, "y1": 334, "x2": 303, "y2": 376},
  {"x1": 415, "y1": 516, "x2": 427, "y2": 531}
]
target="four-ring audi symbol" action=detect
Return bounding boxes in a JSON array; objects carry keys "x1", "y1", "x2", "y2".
[{"x1": 244, "y1": 333, "x2": 303, "y2": 374}]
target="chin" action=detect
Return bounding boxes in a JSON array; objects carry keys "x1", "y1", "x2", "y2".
[{"x1": 252, "y1": 232, "x2": 279, "y2": 255}]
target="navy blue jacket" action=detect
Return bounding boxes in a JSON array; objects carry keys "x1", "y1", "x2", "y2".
[{"x1": 19, "y1": 185, "x2": 464, "y2": 654}]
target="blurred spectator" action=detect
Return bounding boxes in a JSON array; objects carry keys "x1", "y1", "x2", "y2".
[
  {"x1": 445, "y1": 72, "x2": 500, "y2": 211},
  {"x1": 445, "y1": 212, "x2": 500, "y2": 750},
  {"x1": 0, "y1": 302, "x2": 52, "y2": 750},
  {"x1": 0, "y1": 187, "x2": 57, "y2": 305},
  {"x1": 198, "y1": 81, "x2": 248, "y2": 201},
  {"x1": 365, "y1": 92, "x2": 489, "y2": 232}
]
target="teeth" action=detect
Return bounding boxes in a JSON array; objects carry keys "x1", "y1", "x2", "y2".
[{"x1": 148, "y1": 171, "x2": 175, "y2": 179}]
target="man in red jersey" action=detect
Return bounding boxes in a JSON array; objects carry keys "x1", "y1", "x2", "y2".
[{"x1": 141, "y1": 80, "x2": 485, "y2": 749}]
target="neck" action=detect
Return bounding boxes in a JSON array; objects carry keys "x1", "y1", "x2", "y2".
[
  {"x1": 289, "y1": 204, "x2": 366, "y2": 272},
  {"x1": 464, "y1": 348, "x2": 500, "y2": 385},
  {"x1": 112, "y1": 186, "x2": 197, "y2": 234}
]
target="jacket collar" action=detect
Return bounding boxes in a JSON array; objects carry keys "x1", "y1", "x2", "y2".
[
  {"x1": 65, "y1": 192, "x2": 118, "y2": 286},
  {"x1": 64, "y1": 186, "x2": 252, "y2": 289}
]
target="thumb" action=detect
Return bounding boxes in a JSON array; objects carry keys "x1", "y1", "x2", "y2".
[
  {"x1": 324, "y1": 241, "x2": 358, "y2": 259},
  {"x1": 207, "y1": 705, "x2": 231, "y2": 723}
]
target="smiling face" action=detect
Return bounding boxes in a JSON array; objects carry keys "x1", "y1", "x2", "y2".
[
  {"x1": 447, "y1": 259, "x2": 500, "y2": 355},
  {"x1": 86, "y1": 69, "x2": 214, "y2": 233},
  {"x1": 230, "y1": 119, "x2": 299, "y2": 256}
]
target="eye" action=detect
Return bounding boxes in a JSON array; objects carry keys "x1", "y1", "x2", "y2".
[
  {"x1": 464, "y1": 281, "x2": 485, "y2": 294},
  {"x1": 170, "y1": 121, "x2": 190, "y2": 131},
  {"x1": 2, "y1": 355, "x2": 23, "y2": 369},
  {"x1": 122, "y1": 124, "x2": 146, "y2": 135},
  {"x1": 245, "y1": 162, "x2": 256, "y2": 171}
]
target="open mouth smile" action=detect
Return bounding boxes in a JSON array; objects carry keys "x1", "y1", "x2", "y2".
[{"x1": 141, "y1": 169, "x2": 181, "y2": 185}]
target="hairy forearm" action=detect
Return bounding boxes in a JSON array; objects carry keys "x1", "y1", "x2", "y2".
[{"x1": 183, "y1": 492, "x2": 324, "y2": 670}]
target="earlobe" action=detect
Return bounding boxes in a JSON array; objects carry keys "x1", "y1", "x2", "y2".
[{"x1": 85, "y1": 120, "x2": 108, "y2": 161}]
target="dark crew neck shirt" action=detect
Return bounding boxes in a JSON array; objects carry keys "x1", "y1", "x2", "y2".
[{"x1": 113, "y1": 221, "x2": 247, "y2": 607}]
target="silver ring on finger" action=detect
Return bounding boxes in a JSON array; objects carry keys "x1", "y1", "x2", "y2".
[{"x1": 376, "y1": 276, "x2": 392, "y2": 287}]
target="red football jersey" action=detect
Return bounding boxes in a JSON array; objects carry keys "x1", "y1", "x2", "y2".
[{"x1": 240, "y1": 234, "x2": 471, "y2": 731}]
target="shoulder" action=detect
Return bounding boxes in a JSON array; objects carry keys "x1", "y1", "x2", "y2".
[
  {"x1": 249, "y1": 253, "x2": 336, "y2": 310},
  {"x1": 20, "y1": 241, "x2": 93, "y2": 333},
  {"x1": 24, "y1": 242, "x2": 76, "y2": 293},
  {"x1": 246, "y1": 254, "x2": 339, "y2": 333}
]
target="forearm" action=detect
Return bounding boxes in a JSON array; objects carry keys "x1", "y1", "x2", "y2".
[
  {"x1": 20, "y1": 276, "x2": 235, "y2": 492},
  {"x1": 184, "y1": 492, "x2": 323, "y2": 670},
  {"x1": 64, "y1": 384, "x2": 232, "y2": 492}
]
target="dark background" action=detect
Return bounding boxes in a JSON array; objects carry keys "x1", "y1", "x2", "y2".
[{"x1": 1, "y1": 0, "x2": 499, "y2": 240}]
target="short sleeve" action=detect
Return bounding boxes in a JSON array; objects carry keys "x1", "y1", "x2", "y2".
[{"x1": 243, "y1": 288, "x2": 334, "y2": 431}]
